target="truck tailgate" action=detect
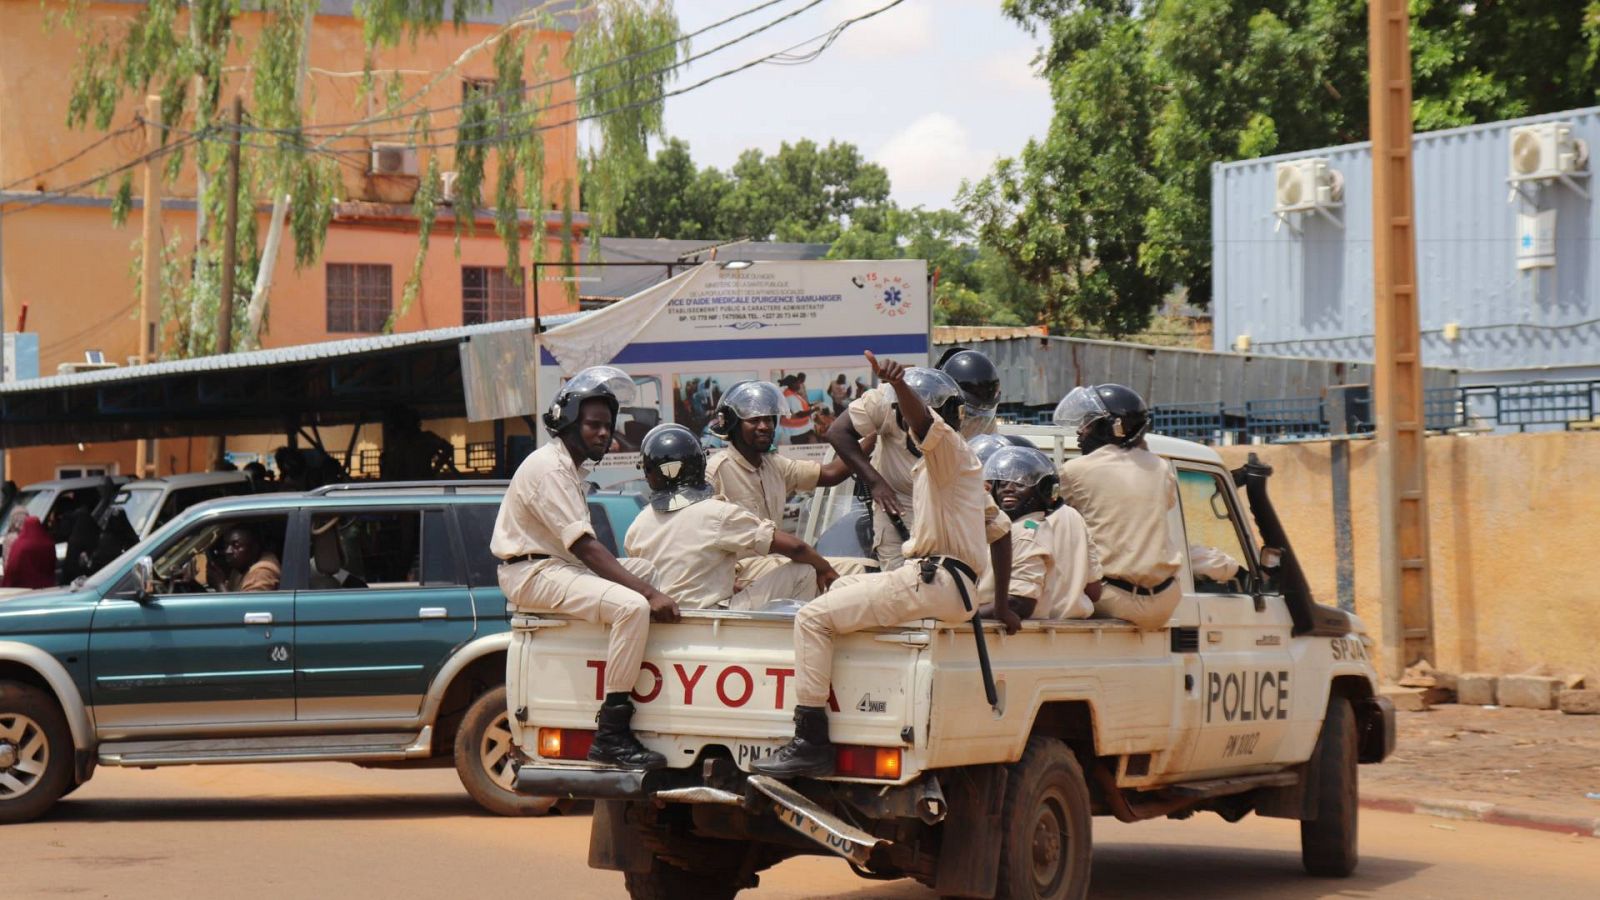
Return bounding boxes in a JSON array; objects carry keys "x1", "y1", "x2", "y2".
[{"x1": 510, "y1": 610, "x2": 925, "y2": 772}]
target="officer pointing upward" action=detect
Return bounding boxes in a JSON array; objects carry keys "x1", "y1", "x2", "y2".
[
  {"x1": 492, "y1": 366, "x2": 678, "y2": 770},
  {"x1": 756, "y1": 352, "x2": 1013, "y2": 779}
]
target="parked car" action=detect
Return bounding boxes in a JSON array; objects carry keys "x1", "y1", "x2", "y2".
[
  {"x1": 0, "y1": 476, "x2": 130, "y2": 577},
  {"x1": 110, "y1": 472, "x2": 257, "y2": 540},
  {"x1": 0, "y1": 479, "x2": 645, "y2": 823}
]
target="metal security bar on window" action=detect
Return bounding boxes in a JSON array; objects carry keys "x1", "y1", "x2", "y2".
[
  {"x1": 1470, "y1": 381, "x2": 1598, "y2": 432},
  {"x1": 462, "y1": 266, "x2": 525, "y2": 325},
  {"x1": 326, "y1": 263, "x2": 393, "y2": 333},
  {"x1": 465, "y1": 441, "x2": 497, "y2": 471}
]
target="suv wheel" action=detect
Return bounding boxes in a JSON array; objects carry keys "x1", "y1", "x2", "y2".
[
  {"x1": 0, "y1": 680, "x2": 74, "y2": 824},
  {"x1": 454, "y1": 685, "x2": 558, "y2": 817},
  {"x1": 1301, "y1": 694, "x2": 1359, "y2": 877}
]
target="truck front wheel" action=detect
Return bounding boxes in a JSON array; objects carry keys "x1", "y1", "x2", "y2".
[
  {"x1": 454, "y1": 686, "x2": 558, "y2": 817},
  {"x1": 995, "y1": 737, "x2": 1093, "y2": 900},
  {"x1": 1301, "y1": 694, "x2": 1359, "y2": 877},
  {"x1": 623, "y1": 860, "x2": 741, "y2": 900},
  {"x1": 0, "y1": 680, "x2": 74, "y2": 824}
]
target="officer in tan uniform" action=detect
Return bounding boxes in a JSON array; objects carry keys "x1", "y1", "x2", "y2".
[
  {"x1": 977, "y1": 446, "x2": 1102, "y2": 621},
  {"x1": 756, "y1": 353, "x2": 1013, "y2": 778},
  {"x1": 826, "y1": 349, "x2": 1002, "y2": 570},
  {"x1": 626, "y1": 424, "x2": 838, "y2": 610},
  {"x1": 1053, "y1": 384, "x2": 1184, "y2": 630},
  {"x1": 492, "y1": 366, "x2": 678, "y2": 770}
]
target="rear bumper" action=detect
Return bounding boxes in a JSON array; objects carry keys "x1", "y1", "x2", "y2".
[{"x1": 1357, "y1": 695, "x2": 1397, "y2": 763}]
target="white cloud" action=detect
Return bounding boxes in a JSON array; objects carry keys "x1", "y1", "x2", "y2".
[
  {"x1": 978, "y1": 46, "x2": 1047, "y2": 95},
  {"x1": 873, "y1": 113, "x2": 997, "y2": 208},
  {"x1": 832, "y1": 0, "x2": 935, "y2": 58}
]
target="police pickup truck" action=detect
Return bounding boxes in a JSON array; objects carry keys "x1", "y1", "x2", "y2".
[{"x1": 507, "y1": 433, "x2": 1394, "y2": 900}]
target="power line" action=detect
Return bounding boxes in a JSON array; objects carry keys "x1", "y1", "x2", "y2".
[
  {"x1": 0, "y1": 135, "x2": 200, "y2": 219},
  {"x1": 1, "y1": 121, "x2": 142, "y2": 192}
]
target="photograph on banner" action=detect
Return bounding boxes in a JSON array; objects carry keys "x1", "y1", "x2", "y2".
[
  {"x1": 769, "y1": 367, "x2": 874, "y2": 445},
  {"x1": 672, "y1": 371, "x2": 756, "y2": 439}
]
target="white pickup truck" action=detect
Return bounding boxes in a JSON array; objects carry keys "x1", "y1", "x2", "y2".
[{"x1": 506, "y1": 433, "x2": 1394, "y2": 900}]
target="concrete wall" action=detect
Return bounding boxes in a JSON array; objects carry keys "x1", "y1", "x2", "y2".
[{"x1": 1217, "y1": 433, "x2": 1600, "y2": 679}]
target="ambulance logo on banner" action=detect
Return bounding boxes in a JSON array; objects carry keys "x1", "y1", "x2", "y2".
[{"x1": 862, "y1": 271, "x2": 913, "y2": 318}]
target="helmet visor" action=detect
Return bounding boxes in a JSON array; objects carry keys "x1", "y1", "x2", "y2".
[
  {"x1": 562, "y1": 365, "x2": 637, "y2": 406},
  {"x1": 960, "y1": 408, "x2": 996, "y2": 438},
  {"x1": 968, "y1": 433, "x2": 1009, "y2": 465},
  {"x1": 723, "y1": 381, "x2": 785, "y2": 420},
  {"x1": 983, "y1": 446, "x2": 1056, "y2": 487},
  {"x1": 1052, "y1": 385, "x2": 1108, "y2": 431},
  {"x1": 900, "y1": 367, "x2": 963, "y2": 410}
]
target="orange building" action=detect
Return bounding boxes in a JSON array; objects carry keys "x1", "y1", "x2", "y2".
[{"x1": 0, "y1": 0, "x2": 584, "y2": 484}]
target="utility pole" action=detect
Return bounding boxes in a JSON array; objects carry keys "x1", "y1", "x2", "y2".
[
  {"x1": 1368, "y1": 0, "x2": 1434, "y2": 680},
  {"x1": 136, "y1": 95, "x2": 163, "y2": 478},
  {"x1": 209, "y1": 94, "x2": 243, "y2": 468}
]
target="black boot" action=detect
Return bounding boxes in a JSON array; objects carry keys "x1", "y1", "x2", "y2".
[
  {"x1": 588, "y1": 696, "x2": 667, "y2": 770},
  {"x1": 752, "y1": 706, "x2": 834, "y2": 778}
]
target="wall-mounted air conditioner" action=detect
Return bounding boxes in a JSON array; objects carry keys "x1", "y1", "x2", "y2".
[
  {"x1": 370, "y1": 143, "x2": 419, "y2": 177},
  {"x1": 1272, "y1": 157, "x2": 1343, "y2": 232}
]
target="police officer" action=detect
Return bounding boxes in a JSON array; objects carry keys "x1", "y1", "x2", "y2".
[
  {"x1": 1053, "y1": 384, "x2": 1183, "y2": 630},
  {"x1": 626, "y1": 424, "x2": 838, "y2": 610},
  {"x1": 826, "y1": 348, "x2": 1003, "y2": 570},
  {"x1": 969, "y1": 432, "x2": 1038, "y2": 469},
  {"x1": 756, "y1": 353, "x2": 1013, "y2": 778},
  {"x1": 977, "y1": 446, "x2": 1102, "y2": 622},
  {"x1": 492, "y1": 366, "x2": 677, "y2": 770},
  {"x1": 706, "y1": 381, "x2": 855, "y2": 529}
]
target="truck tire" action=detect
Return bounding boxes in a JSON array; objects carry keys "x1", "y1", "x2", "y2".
[
  {"x1": 995, "y1": 736, "x2": 1093, "y2": 900},
  {"x1": 1301, "y1": 694, "x2": 1358, "y2": 877},
  {"x1": 623, "y1": 860, "x2": 741, "y2": 900},
  {"x1": 0, "y1": 680, "x2": 74, "y2": 824},
  {"x1": 453, "y1": 686, "x2": 558, "y2": 817}
]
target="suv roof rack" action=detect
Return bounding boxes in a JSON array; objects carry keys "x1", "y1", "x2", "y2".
[{"x1": 308, "y1": 480, "x2": 511, "y2": 495}]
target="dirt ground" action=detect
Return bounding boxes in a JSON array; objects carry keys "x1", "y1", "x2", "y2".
[{"x1": 1363, "y1": 703, "x2": 1600, "y2": 821}]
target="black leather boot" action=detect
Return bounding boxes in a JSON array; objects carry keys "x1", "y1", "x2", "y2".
[
  {"x1": 752, "y1": 706, "x2": 834, "y2": 778},
  {"x1": 587, "y1": 698, "x2": 667, "y2": 770}
]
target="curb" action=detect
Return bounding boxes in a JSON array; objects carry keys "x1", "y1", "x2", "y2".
[{"x1": 1361, "y1": 793, "x2": 1600, "y2": 839}]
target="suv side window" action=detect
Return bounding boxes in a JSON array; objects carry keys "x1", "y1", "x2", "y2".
[
  {"x1": 308, "y1": 510, "x2": 452, "y2": 590},
  {"x1": 147, "y1": 513, "x2": 292, "y2": 594},
  {"x1": 1175, "y1": 468, "x2": 1253, "y2": 594},
  {"x1": 454, "y1": 503, "x2": 503, "y2": 589}
]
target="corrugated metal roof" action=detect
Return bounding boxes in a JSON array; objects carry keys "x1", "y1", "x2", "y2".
[{"x1": 1212, "y1": 105, "x2": 1600, "y2": 376}]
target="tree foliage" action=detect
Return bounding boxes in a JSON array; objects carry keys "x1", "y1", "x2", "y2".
[
  {"x1": 63, "y1": 0, "x2": 682, "y2": 354},
  {"x1": 970, "y1": 0, "x2": 1600, "y2": 336}
]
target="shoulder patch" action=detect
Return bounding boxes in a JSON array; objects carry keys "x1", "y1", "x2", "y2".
[{"x1": 1023, "y1": 519, "x2": 1042, "y2": 531}]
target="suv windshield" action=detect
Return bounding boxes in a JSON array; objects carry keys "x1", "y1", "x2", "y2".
[{"x1": 114, "y1": 487, "x2": 165, "y2": 535}]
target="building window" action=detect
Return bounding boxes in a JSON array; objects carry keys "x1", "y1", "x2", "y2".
[
  {"x1": 462, "y1": 266, "x2": 524, "y2": 325},
  {"x1": 327, "y1": 263, "x2": 393, "y2": 333}
]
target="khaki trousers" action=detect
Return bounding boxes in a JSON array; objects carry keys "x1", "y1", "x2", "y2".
[
  {"x1": 871, "y1": 501, "x2": 916, "y2": 572},
  {"x1": 728, "y1": 561, "x2": 818, "y2": 611},
  {"x1": 1093, "y1": 579, "x2": 1182, "y2": 631},
  {"x1": 734, "y1": 554, "x2": 874, "y2": 594},
  {"x1": 499, "y1": 557, "x2": 659, "y2": 694},
  {"x1": 793, "y1": 563, "x2": 970, "y2": 707}
]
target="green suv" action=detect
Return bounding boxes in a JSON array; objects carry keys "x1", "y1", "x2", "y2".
[{"x1": 0, "y1": 481, "x2": 645, "y2": 823}]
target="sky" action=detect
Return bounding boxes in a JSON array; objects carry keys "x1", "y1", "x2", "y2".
[{"x1": 595, "y1": 0, "x2": 1055, "y2": 212}]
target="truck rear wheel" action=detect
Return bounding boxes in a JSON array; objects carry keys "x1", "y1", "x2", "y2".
[
  {"x1": 0, "y1": 680, "x2": 74, "y2": 824},
  {"x1": 453, "y1": 686, "x2": 558, "y2": 817},
  {"x1": 623, "y1": 860, "x2": 741, "y2": 900},
  {"x1": 1301, "y1": 694, "x2": 1358, "y2": 877},
  {"x1": 995, "y1": 736, "x2": 1092, "y2": 900}
]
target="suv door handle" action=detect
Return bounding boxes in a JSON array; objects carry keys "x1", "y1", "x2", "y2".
[
  {"x1": 419, "y1": 607, "x2": 448, "y2": 620},
  {"x1": 244, "y1": 612, "x2": 274, "y2": 625}
]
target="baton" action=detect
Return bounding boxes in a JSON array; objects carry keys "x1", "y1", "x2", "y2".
[{"x1": 941, "y1": 560, "x2": 1000, "y2": 712}]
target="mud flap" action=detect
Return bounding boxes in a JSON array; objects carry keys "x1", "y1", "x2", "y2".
[
  {"x1": 934, "y1": 765, "x2": 1008, "y2": 898},
  {"x1": 747, "y1": 775, "x2": 886, "y2": 866},
  {"x1": 588, "y1": 799, "x2": 653, "y2": 874}
]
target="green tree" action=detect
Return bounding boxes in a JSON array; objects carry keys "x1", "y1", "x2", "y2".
[
  {"x1": 63, "y1": 0, "x2": 681, "y2": 353},
  {"x1": 718, "y1": 139, "x2": 891, "y2": 243},
  {"x1": 611, "y1": 137, "x2": 731, "y2": 239}
]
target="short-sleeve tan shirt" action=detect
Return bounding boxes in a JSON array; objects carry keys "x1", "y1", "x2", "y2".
[
  {"x1": 980, "y1": 509, "x2": 1101, "y2": 619},
  {"x1": 624, "y1": 497, "x2": 775, "y2": 609},
  {"x1": 490, "y1": 441, "x2": 597, "y2": 567},
  {"x1": 902, "y1": 415, "x2": 1010, "y2": 568},
  {"x1": 1058, "y1": 445, "x2": 1181, "y2": 587},
  {"x1": 705, "y1": 447, "x2": 821, "y2": 526},
  {"x1": 846, "y1": 388, "x2": 917, "y2": 502}
]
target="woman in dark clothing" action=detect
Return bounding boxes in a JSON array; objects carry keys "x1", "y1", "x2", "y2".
[
  {"x1": 2, "y1": 516, "x2": 57, "y2": 589},
  {"x1": 60, "y1": 508, "x2": 102, "y2": 584},
  {"x1": 90, "y1": 510, "x2": 140, "y2": 573}
]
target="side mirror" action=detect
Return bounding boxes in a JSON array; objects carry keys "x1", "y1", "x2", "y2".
[{"x1": 132, "y1": 556, "x2": 156, "y2": 602}]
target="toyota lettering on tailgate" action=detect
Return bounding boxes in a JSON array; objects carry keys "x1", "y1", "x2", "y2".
[{"x1": 585, "y1": 660, "x2": 843, "y2": 711}]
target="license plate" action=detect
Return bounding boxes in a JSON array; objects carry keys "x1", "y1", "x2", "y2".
[{"x1": 735, "y1": 742, "x2": 781, "y2": 768}]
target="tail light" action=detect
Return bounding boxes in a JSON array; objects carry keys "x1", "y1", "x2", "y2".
[
  {"x1": 537, "y1": 727, "x2": 595, "y2": 761},
  {"x1": 834, "y1": 745, "x2": 902, "y2": 780}
]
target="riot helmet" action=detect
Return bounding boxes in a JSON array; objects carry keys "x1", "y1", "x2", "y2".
[
  {"x1": 639, "y1": 424, "x2": 712, "y2": 512},
  {"x1": 983, "y1": 445, "x2": 1061, "y2": 514},
  {"x1": 888, "y1": 366, "x2": 964, "y2": 432},
  {"x1": 1053, "y1": 383, "x2": 1149, "y2": 453},
  {"x1": 710, "y1": 380, "x2": 786, "y2": 451},
  {"x1": 937, "y1": 348, "x2": 1002, "y2": 428},
  {"x1": 999, "y1": 433, "x2": 1038, "y2": 450},
  {"x1": 543, "y1": 366, "x2": 636, "y2": 437},
  {"x1": 968, "y1": 433, "x2": 1011, "y2": 467}
]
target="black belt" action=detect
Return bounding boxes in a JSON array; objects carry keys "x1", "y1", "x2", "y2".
[
  {"x1": 914, "y1": 555, "x2": 997, "y2": 709},
  {"x1": 1102, "y1": 574, "x2": 1175, "y2": 595},
  {"x1": 500, "y1": 553, "x2": 551, "y2": 566}
]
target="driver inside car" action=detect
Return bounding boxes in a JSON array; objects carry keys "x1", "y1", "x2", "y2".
[{"x1": 204, "y1": 524, "x2": 281, "y2": 592}]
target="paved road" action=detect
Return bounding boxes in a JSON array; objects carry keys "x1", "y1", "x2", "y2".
[{"x1": 10, "y1": 763, "x2": 1599, "y2": 898}]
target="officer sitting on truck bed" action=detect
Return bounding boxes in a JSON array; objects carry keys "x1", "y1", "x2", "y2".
[
  {"x1": 1053, "y1": 384, "x2": 1184, "y2": 630},
  {"x1": 492, "y1": 366, "x2": 679, "y2": 770},
  {"x1": 976, "y1": 445, "x2": 1102, "y2": 622},
  {"x1": 826, "y1": 348, "x2": 1003, "y2": 571},
  {"x1": 755, "y1": 352, "x2": 1013, "y2": 779},
  {"x1": 626, "y1": 423, "x2": 838, "y2": 610},
  {"x1": 705, "y1": 381, "x2": 871, "y2": 583}
]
